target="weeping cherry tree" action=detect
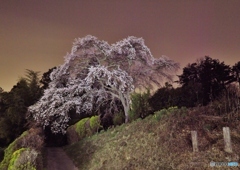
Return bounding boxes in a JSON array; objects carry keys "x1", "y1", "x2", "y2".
[{"x1": 28, "y1": 35, "x2": 179, "y2": 133}]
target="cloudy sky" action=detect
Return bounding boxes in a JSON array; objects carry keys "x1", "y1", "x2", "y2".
[{"x1": 1, "y1": 0, "x2": 240, "y2": 91}]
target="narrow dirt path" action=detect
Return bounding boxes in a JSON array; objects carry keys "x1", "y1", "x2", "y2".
[{"x1": 46, "y1": 147, "x2": 78, "y2": 170}]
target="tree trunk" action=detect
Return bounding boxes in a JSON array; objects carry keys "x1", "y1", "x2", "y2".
[
  {"x1": 125, "y1": 113, "x2": 129, "y2": 123},
  {"x1": 117, "y1": 93, "x2": 130, "y2": 123},
  {"x1": 123, "y1": 102, "x2": 129, "y2": 123}
]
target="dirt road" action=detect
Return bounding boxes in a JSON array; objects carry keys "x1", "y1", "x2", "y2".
[{"x1": 46, "y1": 147, "x2": 78, "y2": 170}]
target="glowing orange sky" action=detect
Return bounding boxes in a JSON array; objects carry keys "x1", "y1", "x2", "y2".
[{"x1": 1, "y1": 0, "x2": 240, "y2": 91}]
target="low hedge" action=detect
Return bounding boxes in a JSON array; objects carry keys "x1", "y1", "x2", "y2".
[{"x1": 67, "y1": 116, "x2": 101, "y2": 144}]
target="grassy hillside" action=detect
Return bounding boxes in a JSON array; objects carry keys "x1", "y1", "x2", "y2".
[{"x1": 64, "y1": 107, "x2": 240, "y2": 170}]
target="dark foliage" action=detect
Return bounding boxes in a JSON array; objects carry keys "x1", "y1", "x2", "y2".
[
  {"x1": 40, "y1": 67, "x2": 56, "y2": 90},
  {"x1": 0, "y1": 147, "x2": 3, "y2": 162},
  {"x1": 0, "y1": 70, "x2": 43, "y2": 147},
  {"x1": 149, "y1": 83, "x2": 193, "y2": 112},
  {"x1": 232, "y1": 61, "x2": 240, "y2": 86},
  {"x1": 150, "y1": 57, "x2": 240, "y2": 112},
  {"x1": 178, "y1": 56, "x2": 233, "y2": 105},
  {"x1": 129, "y1": 89, "x2": 152, "y2": 121},
  {"x1": 100, "y1": 113, "x2": 114, "y2": 130}
]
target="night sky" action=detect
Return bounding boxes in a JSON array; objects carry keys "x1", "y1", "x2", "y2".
[{"x1": 1, "y1": 0, "x2": 240, "y2": 91}]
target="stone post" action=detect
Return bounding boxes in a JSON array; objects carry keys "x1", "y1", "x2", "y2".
[
  {"x1": 191, "y1": 131, "x2": 198, "y2": 152},
  {"x1": 223, "y1": 127, "x2": 232, "y2": 153}
]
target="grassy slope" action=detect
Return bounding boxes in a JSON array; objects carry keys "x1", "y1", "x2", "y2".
[{"x1": 64, "y1": 107, "x2": 240, "y2": 170}]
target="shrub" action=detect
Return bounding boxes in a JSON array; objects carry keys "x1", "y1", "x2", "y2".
[
  {"x1": 0, "y1": 128, "x2": 44, "y2": 170},
  {"x1": 75, "y1": 118, "x2": 89, "y2": 139},
  {"x1": 8, "y1": 148, "x2": 38, "y2": 170},
  {"x1": 153, "y1": 106, "x2": 178, "y2": 121},
  {"x1": 100, "y1": 112, "x2": 113, "y2": 130},
  {"x1": 67, "y1": 116, "x2": 102, "y2": 144},
  {"x1": 0, "y1": 131, "x2": 28, "y2": 170},
  {"x1": 129, "y1": 89, "x2": 152, "y2": 122},
  {"x1": 16, "y1": 128, "x2": 44, "y2": 151},
  {"x1": 8, "y1": 148, "x2": 26, "y2": 170},
  {"x1": 76, "y1": 116, "x2": 102, "y2": 137},
  {"x1": 0, "y1": 118, "x2": 10, "y2": 146},
  {"x1": 89, "y1": 116, "x2": 101, "y2": 132},
  {"x1": 113, "y1": 112, "x2": 125, "y2": 126},
  {"x1": 129, "y1": 109, "x2": 139, "y2": 122}
]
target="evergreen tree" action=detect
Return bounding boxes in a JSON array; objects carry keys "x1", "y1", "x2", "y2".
[
  {"x1": 178, "y1": 56, "x2": 232, "y2": 105},
  {"x1": 40, "y1": 67, "x2": 57, "y2": 90},
  {"x1": 232, "y1": 61, "x2": 240, "y2": 87},
  {"x1": 0, "y1": 70, "x2": 42, "y2": 146}
]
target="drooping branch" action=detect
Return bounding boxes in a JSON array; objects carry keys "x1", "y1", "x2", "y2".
[{"x1": 28, "y1": 35, "x2": 179, "y2": 133}]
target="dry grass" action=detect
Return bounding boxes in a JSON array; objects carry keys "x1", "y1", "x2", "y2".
[{"x1": 64, "y1": 107, "x2": 240, "y2": 170}]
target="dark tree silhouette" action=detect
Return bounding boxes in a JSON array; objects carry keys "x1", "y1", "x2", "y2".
[
  {"x1": 24, "y1": 69, "x2": 43, "y2": 105},
  {"x1": 40, "y1": 67, "x2": 57, "y2": 90},
  {"x1": 178, "y1": 56, "x2": 233, "y2": 105},
  {"x1": 232, "y1": 61, "x2": 240, "y2": 87},
  {"x1": 0, "y1": 70, "x2": 43, "y2": 146}
]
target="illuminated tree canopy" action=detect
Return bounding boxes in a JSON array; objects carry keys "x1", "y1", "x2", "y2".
[{"x1": 28, "y1": 35, "x2": 179, "y2": 133}]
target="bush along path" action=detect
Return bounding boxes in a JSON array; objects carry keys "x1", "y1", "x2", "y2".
[{"x1": 46, "y1": 147, "x2": 78, "y2": 170}]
